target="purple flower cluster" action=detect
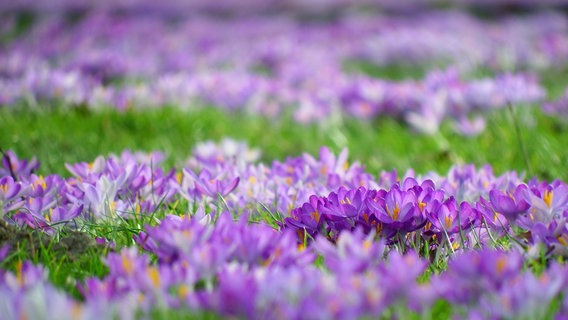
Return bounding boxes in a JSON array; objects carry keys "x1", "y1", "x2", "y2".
[
  {"x1": 2, "y1": 229, "x2": 568, "y2": 318},
  {"x1": 2, "y1": 142, "x2": 568, "y2": 316},
  {"x1": 3, "y1": 6, "x2": 564, "y2": 134},
  {"x1": 1, "y1": 0, "x2": 567, "y2": 14},
  {"x1": 282, "y1": 171, "x2": 568, "y2": 259},
  {"x1": 0, "y1": 150, "x2": 177, "y2": 234},
  {"x1": 3, "y1": 140, "x2": 568, "y2": 259}
]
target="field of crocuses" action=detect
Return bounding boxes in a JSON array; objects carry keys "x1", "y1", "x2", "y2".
[{"x1": 3, "y1": 1, "x2": 568, "y2": 319}]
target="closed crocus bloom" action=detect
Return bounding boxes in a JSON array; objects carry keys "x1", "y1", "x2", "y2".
[{"x1": 488, "y1": 184, "x2": 530, "y2": 221}]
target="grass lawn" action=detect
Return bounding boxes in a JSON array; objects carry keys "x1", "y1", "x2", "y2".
[
  {"x1": 1, "y1": 28, "x2": 568, "y2": 318},
  {"x1": 2, "y1": 99, "x2": 568, "y2": 181},
  {"x1": 1, "y1": 88, "x2": 567, "y2": 309}
]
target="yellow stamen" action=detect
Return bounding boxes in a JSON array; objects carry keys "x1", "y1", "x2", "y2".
[
  {"x1": 248, "y1": 176, "x2": 257, "y2": 184},
  {"x1": 147, "y1": 267, "x2": 160, "y2": 288},
  {"x1": 444, "y1": 216, "x2": 453, "y2": 229},
  {"x1": 543, "y1": 190, "x2": 553, "y2": 208},
  {"x1": 37, "y1": 175, "x2": 46, "y2": 189},
  {"x1": 343, "y1": 161, "x2": 349, "y2": 171},
  {"x1": 0, "y1": 183, "x2": 7, "y2": 194},
  {"x1": 181, "y1": 230, "x2": 193, "y2": 240},
  {"x1": 273, "y1": 248, "x2": 281, "y2": 258},
  {"x1": 557, "y1": 234, "x2": 568, "y2": 247},
  {"x1": 122, "y1": 255, "x2": 134, "y2": 275},
  {"x1": 312, "y1": 211, "x2": 320, "y2": 222},
  {"x1": 176, "y1": 172, "x2": 183, "y2": 184},
  {"x1": 178, "y1": 285, "x2": 189, "y2": 299},
  {"x1": 71, "y1": 303, "x2": 83, "y2": 320},
  {"x1": 366, "y1": 290, "x2": 382, "y2": 304},
  {"x1": 363, "y1": 240, "x2": 372, "y2": 251},
  {"x1": 285, "y1": 177, "x2": 292, "y2": 185},
  {"x1": 320, "y1": 166, "x2": 328, "y2": 175},
  {"x1": 496, "y1": 257, "x2": 507, "y2": 274},
  {"x1": 418, "y1": 201, "x2": 426, "y2": 212},
  {"x1": 389, "y1": 203, "x2": 400, "y2": 220}
]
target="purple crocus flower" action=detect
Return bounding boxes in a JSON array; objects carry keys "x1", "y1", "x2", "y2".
[
  {"x1": 64, "y1": 155, "x2": 107, "y2": 181},
  {"x1": 475, "y1": 196, "x2": 509, "y2": 233},
  {"x1": 202, "y1": 264, "x2": 257, "y2": 319},
  {"x1": 530, "y1": 215, "x2": 568, "y2": 257},
  {"x1": 488, "y1": 184, "x2": 530, "y2": 221},
  {"x1": 434, "y1": 248, "x2": 523, "y2": 305},
  {"x1": 314, "y1": 228, "x2": 385, "y2": 274},
  {"x1": 378, "y1": 250, "x2": 428, "y2": 308},
  {"x1": 524, "y1": 182, "x2": 568, "y2": 224},
  {"x1": 0, "y1": 150, "x2": 39, "y2": 181},
  {"x1": 284, "y1": 194, "x2": 325, "y2": 240},
  {"x1": 365, "y1": 184, "x2": 423, "y2": 237},
  {"x1": 184, "y1": 168, "x2": 240, "y2": 199},
  {"x1": 0, "y1": 261, "x2": 86, "y2": 320},
  {"x1": 481, "y1": 262, "x2": 566, "y2": 319},
  {"x1": 318, "y1": 186, "x2": 369, "y2": 238},
  {"x1": 452, "y1": 115, "x2": 486, "y2": 136},
  {"x1": 0, "y1": 176, "x2": 27, "y2": 214},
  {"x1": 0, "y1": 176, "x2": 24, "y2": 201},
  {"x1": 425, "y1": 197, "x2": 478, "y2": 238}
]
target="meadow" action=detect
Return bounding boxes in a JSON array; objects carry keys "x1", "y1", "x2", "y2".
[{"x1": 2, "y1": 1, "x2": 568, "y2": 319}]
